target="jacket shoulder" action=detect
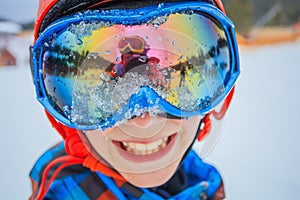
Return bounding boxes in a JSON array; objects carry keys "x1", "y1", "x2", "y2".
[
  {"x1": 29, "y1": 142, "x2": 117, "y2": 200},
  {"x1": 30, "y1": 142, "x2": 66, "y2": 182}
]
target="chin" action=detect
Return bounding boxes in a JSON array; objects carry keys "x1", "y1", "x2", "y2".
[{"x1": 119, "y1": 159, "x2": 180, "y2": 188}]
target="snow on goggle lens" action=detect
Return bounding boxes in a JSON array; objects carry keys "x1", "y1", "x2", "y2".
[{"x1": 33, "y1": 6, "x2": 239, "y2": 130}]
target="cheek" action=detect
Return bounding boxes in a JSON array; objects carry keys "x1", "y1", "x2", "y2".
[
  {"x1": 82, "y1": 131, "x2": 114, "y2": 158},
  {"x1": 181, "y1": 116, "x2": 202, "y2": 136},
  {"x1": 176, "y1": 117, "x2": 201, "y2": 147}
]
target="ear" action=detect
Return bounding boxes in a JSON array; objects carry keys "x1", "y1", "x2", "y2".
[{"x1": 197, "y1": 113, "x2": 212, "y2": 141}]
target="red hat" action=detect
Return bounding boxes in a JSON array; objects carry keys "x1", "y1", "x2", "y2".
[{"x1": 33, "y1": 0, "x2": 225, "y2": 41}]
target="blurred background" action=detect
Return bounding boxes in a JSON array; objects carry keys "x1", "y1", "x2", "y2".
[
  {"x1": 1, "y1": 0, "x2": 300, "y2": 199},
  {"x1": 224, "y1": 0, "x2": 300, "y2": 33}
]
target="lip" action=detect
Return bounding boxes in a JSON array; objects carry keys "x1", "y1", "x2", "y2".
[{"x1": 112, "y1": 133, "x2": 177, "y2": 163}]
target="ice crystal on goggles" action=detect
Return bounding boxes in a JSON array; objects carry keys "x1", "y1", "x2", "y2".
[{"x1": 31, "y1": 2, "x2": 240, "y2": 130}]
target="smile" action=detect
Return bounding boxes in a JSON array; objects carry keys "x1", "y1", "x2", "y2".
[
  {"x1": 112, "y1": 133, "x2": 177, "y2": 162},
  {"x1": 121, "y1": 136, "x2": 170, "y2": 155}
]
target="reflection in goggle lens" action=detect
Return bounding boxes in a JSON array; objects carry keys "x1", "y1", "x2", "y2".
[
  {"x1": 41, "y1": 11, "x2": 231, "y2": 128},
  {"x1": 118, "y1": 36, "x2": 147, "y2": 54}
]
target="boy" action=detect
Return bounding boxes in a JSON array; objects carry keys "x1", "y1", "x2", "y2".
[{"x1": 29, "y1": 0, "x2": 240, "y2": 199}]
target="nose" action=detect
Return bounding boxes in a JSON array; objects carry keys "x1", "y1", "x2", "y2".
[
  {"x1": 131, "y1": 112, "x2": 153, "y2": 128},
  {"x1": 119, "y1": 112, "x2": 167, "y2": 138}
]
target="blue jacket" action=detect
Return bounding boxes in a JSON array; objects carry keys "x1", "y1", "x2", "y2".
[{"x1": 30, "y1": 142, "x2": 222, "y2": 199}]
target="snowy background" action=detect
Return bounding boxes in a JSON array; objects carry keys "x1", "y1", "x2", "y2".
[
  {"x1": 1, "y1": 1, "x2": 300, "y2": 199},
  {"x1": 207, "y1": 40, "x2": 300, "y2": 199},
  {"x1": 0, "y1": 0, "x2": 37, "y2": 23},
  {"x1": 1, "y1": 34, "x2": 300, "y2": 200}
]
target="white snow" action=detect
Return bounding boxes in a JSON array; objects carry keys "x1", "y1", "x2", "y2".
[
  {"x1": 0, "y1": 1, "x2": 37, "y2": 24},
  {"x1": 0, "y1": 35, "x2": 61, "y2": 199},
  {"x1": 0, "y1": 34, "x2": 300, "y2": 199},
  {"x1": 0, "y1": 21, "x2": 22, "y2": 34}
]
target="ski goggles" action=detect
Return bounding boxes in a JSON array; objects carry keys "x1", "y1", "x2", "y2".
[
  {"x1": 30, "y1": 2, "x2": 240, "y2": 130},
  {"x1": 118, "y1": 36, "x2": 147, "y2": 54}
]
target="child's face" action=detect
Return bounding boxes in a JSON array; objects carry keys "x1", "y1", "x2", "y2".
[{"x1": 80, "y1": 113, "x2": 201, "y2": 187}]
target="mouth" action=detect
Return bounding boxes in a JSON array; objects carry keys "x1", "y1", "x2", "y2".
[
  {"x1": 112, "y1": 133, "x2": 177, "y2": 162},
  {"x1": 121, "y1": 135, "x2": 171, "y2": 155}
]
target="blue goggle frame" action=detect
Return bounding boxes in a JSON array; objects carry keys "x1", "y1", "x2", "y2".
[{"x1": 31, "y1": 1, "x2": 240, "y2": 130}]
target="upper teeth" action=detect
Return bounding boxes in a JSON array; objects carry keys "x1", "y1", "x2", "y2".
[{"x1": 122, "y1": 137, "x2": 169, "y2": 155}]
